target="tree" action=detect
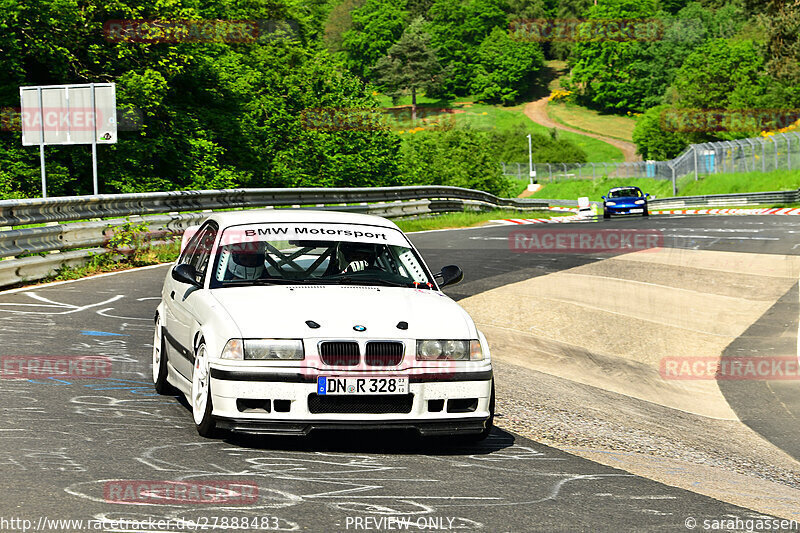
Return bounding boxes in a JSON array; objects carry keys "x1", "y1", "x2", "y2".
[
  {"x1": 372, "y1": 17, "x2": 444, "y2": 121},
  {"x1": 472, "y1": 26, "x2": 544, "y2": 105},
  {"x1": 340, "y1": 0, "x2": 408, "y2": 79},
  {"x1": 567, "y1": 0, "x2": 660, "y2": 112},
  {"x1": 0, "y1": 0, "x2": 403, "y2": 196},
  {"x1": 407, "y1": 0, "x2": 435, "y2": 19},
  {"x1": 632, "y1": 105, "x2": 690, "y2": 160},
  {"x1": 746, "y1": 0, "x2": 800, "y2": 104},
  {"x1": 323, "y1": 0, "x2": 364, "y2": 53},
  {"x1": 670, "y1": 39, "x2": 769, "y2": 110},
  {"x1": 549, "y1": 0, "x2": 595, "y2": 60},
  {"x1": 427, "y1": 0, "x2": 507, "y2": 95}
]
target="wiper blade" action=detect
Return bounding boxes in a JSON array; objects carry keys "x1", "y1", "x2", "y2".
[
  {"x1": 221, "y1": 277, "x2": 313, "y2": 286},
  {"x1": 321, "y1": 276, "x2": 426, "y2": 288}
]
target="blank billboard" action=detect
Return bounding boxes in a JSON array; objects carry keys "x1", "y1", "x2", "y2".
[{"x1": 20, "y1": 83, "x2": 116, "y2": 146}]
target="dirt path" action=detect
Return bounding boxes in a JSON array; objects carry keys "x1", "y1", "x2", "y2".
[{"x1": 524, "y1": 96, "x2": 642, "y2": 162}]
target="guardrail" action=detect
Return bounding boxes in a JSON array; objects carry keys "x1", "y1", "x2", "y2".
[
  {"x1": 0, "y1": 186, "x2": 551, "y2": 226},
  {"x1": 1, "y1": 186, "x2": 796, "y2": 289},
  {"x1": 0, "y1": 187, "x2": 550, "y2": 288},
  {"x1": 648, "y1": 189, "x2": 800, "y2": 210}
]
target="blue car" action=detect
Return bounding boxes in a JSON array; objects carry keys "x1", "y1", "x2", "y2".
[{"x1": 602, "y1": 187, "x2": 650, "y2": 219}]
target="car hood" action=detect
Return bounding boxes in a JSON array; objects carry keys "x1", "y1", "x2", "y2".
[
  {"x1": 210, "y1": 285, "x2": 477, "y2": 339},
  {"x1": 607, "y1": 196, "x2": 644, "y2": 204}
]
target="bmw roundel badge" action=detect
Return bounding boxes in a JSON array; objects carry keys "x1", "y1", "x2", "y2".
[{"x1": 353, "y1": 325, "x2": 367, "y2": 332}]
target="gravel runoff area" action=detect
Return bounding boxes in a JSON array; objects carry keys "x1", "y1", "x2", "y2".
[{"x1": 492, "y1": 359, "x2": 800, "y2": 521}]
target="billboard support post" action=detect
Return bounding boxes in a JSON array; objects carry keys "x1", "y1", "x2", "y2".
[
  {"x1": 37, "y1": 87, "x2": 46, "y2": 198},
  {"x1": 90, "y1": 83, "x2": 98, "y2": 195}
]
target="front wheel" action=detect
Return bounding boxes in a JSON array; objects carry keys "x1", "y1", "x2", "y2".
[
  {"x1": 192, "y1": 341, "x2": 217, "y2": 438},
  {"x1": 603, "y1": 211, "x2": 610, "y2": 219},
  {"x1": 152, "y1": 316, "x2": 173, "y2": 395},
  {"x1": 642, "y1": 208, "x2": 649, "y2": 217}
]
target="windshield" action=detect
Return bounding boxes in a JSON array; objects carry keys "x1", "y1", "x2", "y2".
[
  {"x1": 210, "y1": 222, "x2": 435, "y2": 289},
  {"x1": 608, "y1": 188, "x2": 642, "y2": 198}
]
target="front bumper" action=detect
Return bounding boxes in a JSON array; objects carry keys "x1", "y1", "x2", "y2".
[
  {"x1": 215, "y1": 417, "x2": 489, "y2": 437},
  {"x1": 208, "y1": 366, "x2": 493, "y2": 436},
  {"x1": 605, "y1": 205, "x2": 646, "y2": 215}
]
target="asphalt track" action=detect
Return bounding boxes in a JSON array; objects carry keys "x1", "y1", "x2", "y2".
[{"x1": 0, "y1": 214, "x2": 798, "y2": 532}]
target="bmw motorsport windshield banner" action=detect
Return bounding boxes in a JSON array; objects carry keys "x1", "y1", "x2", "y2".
[{"x1": 220, "y1": 223, "x2": 410, "y2": 247}]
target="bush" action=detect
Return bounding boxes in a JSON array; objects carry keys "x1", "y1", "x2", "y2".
[
  {"x1": 399, "y1": 128, "x2": 512, "y2": 195},
  {"x1": 491, "y1": 125, "x2": 588, "y2": 164},
  {"x1": 632, "y1": 105, "x2": 690, "y2": 160}
]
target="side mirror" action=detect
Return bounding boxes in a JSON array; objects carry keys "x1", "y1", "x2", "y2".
[
  {"x1": 437, "y1": 265, "x2": 464, "y2": 288},
  {"x1": 601, "y1": 195, "x2": 606, "y2": 200},
  {"x1": 172, "y1": 263, "x2": 201, "y2": 288}
]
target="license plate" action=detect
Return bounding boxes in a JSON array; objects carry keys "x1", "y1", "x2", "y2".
[
  {"x1": 630, "y1": 208, "x2": 643, "y2": 213},
  {"x1": 317, "y1": 376, "x2": 408, "y2": 395}
]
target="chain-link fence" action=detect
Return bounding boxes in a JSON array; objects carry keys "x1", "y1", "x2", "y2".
[{"x1": 502, "y1": 132, "x2": 800, "y2": 194}]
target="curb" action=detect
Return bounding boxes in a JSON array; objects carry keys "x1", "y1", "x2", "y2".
[
  {"x1": 492, "y1": 207, "x2": 800, "y2": 225},
  {"x1": 493, "y1": 206, "x2": 584, "y2": 225},
  {"x1": 651, "y1": 207, "x2": 800, "y2": 215}
]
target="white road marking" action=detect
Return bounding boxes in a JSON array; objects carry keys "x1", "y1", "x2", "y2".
[
  {"x1": 0, "y1": 263, "x2": 169, "y2": 295},
  {"x1": 0, "y1": 293, "x2": 124, "y2": 315},
  {"x1": 96, "y1": 307, "x2": 151, "y2": 321},
  {"x1": 666, "y1": 234, "x2": 779, "y2": 241}
]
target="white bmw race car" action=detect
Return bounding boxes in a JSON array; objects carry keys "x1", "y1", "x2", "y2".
[{"x1": 153, "y1": 210, "x2": 494, "y2": 440}]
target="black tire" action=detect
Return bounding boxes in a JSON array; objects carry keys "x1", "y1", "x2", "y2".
[
  {"x1": 152, "y1": 316, "x2": 174, "y2": 395},
  {"x1": 603, "y1": 211, "x2": 610, "y2": 219},
  {"x1": 642, "y1": 208, "x2": 649, "y2": 217},
  {"x1": 192, "y1": 341, "x2": 217, "y2": 438}
]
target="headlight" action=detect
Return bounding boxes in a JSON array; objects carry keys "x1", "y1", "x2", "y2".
[
  {"x1": 606, "y1": 201, "x2": 616, "y2": 206},
  {"x1": 417, "y1": 340, "x2": 483, "y2": 361},
  {"x1": 244, "y1": 339, "x2": 304, "y2": 360},
  {"x1": 220, "y1": 339, "x2": 244, "y2": 360},
  {"x1": 635, "y1": 199, "x2": 645, "y2": 205}
]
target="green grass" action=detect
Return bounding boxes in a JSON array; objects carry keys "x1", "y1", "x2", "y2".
[
  {"x1": 654, "y1": 203, "x2": 800, "y2": 210},
  {"x1": 529, "y1": 169, "x2": 800, "y2": 201},
  {"x1": 39, "y1": 241, "x2": 180, "y2": 284},
  {"x1": 547, "y1": 101, "x2": 637, "y2": 143},
  {"x1": 530, "y1": 176, "x2": 686, "y2": 202},
  {"x1": 508, "y1": 177, "x2": 531, "y2": 198},
  {"x1": 392, "y1": 209, "x2": 563, "y2": 233},
  {"x1": 374, "y1": 94, "x2": 625, "y2": 163},
  {"x1": 678, "y1": 170, "x2": 800, "y2": 196},
  {"x1": 447, "y1": 103, "x2": 625, "y2": 163}
]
